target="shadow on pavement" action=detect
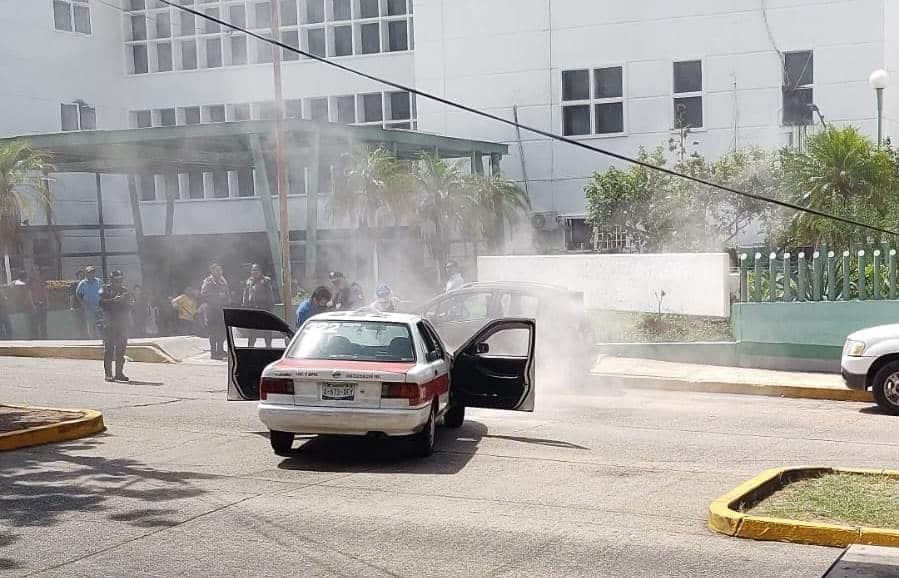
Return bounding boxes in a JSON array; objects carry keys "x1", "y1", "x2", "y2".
[
  {"x1": 858, "y1": 405, "x2": 895, "y2": 416},
  {"x1": 482, "y1": 434, "x2": 589, "y2": 450},
  {"x1": 277, "y1": 421, "x2": 489, "y2": 474},
  {"x1": 0, "y1": 436, "x2": 219, "y2": 568}
]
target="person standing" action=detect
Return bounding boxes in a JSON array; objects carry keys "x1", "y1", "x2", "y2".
[
  {"x1": 445, "y1": 261, "x2": 464, "y2": 293},
  {"x1": 328, "y1": 271, "x2": 363, "y2": 310},
  {"x1": 242, "y1": 263, "x2": 275, "y2": 348},
  {"x1": 99, "y1": 270, "x2": 133, "y2": 382},
  {"x1": 295, "y1": 286, "x2": 331, "y2": 328},
  {"x1": 200, "y1": 263, "x2": 231, "y2": 360},
  {"x1": 24, "y1": 268, "x2": 48, "y2": 340},
  {"x1": 369, "y1": 284, "x2": 400, "y2": 313},
  {"x1": 76, "y1": 266, "x2": 103, "y2": 339},
  {"x1": 170, "y1": 286, "x2": 198, "y2": 336},
  {"x1": 70, "y1": 268, "x2": 86, "y2": 337}
]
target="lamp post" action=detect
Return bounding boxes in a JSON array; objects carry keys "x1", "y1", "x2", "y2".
[{"x1": 869, "y1": 69, "x2": 889, "y2": 146}]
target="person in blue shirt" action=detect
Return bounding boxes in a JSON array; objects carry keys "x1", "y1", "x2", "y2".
[
  {"x1": 295, "y1": 286, "x2": 332, "y2": 329},
  {"x1": 76, "y1": 266, "x2": 103, "y2": 339}
]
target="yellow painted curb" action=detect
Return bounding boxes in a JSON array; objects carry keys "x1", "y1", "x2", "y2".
[
  {"x1": 0, "y1": 405, "x2": 106, "y2": 451},
  {"x1": 709, "y1": 467, "x2": 899, "y2": 548},
  {"x1": 0, "y1": 344, "x2": 174, "y2": 363},
  {"x1": 596, "y1": 374, "x2": 873, "y2": 403}
]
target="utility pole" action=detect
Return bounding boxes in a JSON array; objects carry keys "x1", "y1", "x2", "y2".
[{"x1": 271, "y1": 0, "x2": 292, "y2": 316}]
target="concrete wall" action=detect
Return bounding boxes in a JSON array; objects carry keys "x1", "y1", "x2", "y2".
[{"x1": 477, "y1": 253, "x2": 731, "y2": 316}]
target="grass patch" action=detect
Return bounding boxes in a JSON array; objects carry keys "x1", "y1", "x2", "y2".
[
  {"x1": 747, "y1": 473, "x2": 899, "y2": 529},
  {"x1": 590, "y1": 310, "x2": 732, "y2": 343}
]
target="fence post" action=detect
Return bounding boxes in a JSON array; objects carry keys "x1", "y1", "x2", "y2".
[
  {"x1": 797, "y1": 252, "x2": 807, "y2": 302},
  {"x1": 754, "y1": 252, "x2": 763, "y2": 302},
  {"x1": 826, "y1": 251, "x2": 836, "y2": 301},
  {"x1": 812, "y1": 251, "x2": 822, "y2": 301},
  {"x1": 842, "y1": 251, "x2": 851, "y2": 300},
  {"x1": 739, "y1": 253, "x2": 748, "y2": 303},
  {"x1": 874, "y1": 249, "x2": 882, "y2": 300},
  {"x1": 890, "y1": 249, "x2": 897, "y2": 300},
  {"x1": 783, "y1": 252, "x2": 792, "y2": 302},
  {"x1": 768, "y1": 252, "x2": 778, "y2": 302},
  {"x1": 858, "y1": 250, "x2": 867, "y2": 300}
]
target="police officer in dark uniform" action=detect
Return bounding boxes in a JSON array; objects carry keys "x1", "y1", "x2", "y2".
[{"x1": 99, "y1": 270, "x2": 133, "y2": 382}]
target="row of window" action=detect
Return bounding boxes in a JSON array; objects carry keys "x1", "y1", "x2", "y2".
[
  {"x1": 561, "y1": 51, "x2": 814, "y2": 137},
  {"x1": 129, "y1": 90, "x2": 417, "y2": 129},
  {"x1": 126, "y1": 0, "x2": 413, "y2": 74}
]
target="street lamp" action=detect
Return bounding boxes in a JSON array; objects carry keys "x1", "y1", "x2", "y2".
[{"x1": 869, "y1": 69, "x2": 889, "y2": 146}]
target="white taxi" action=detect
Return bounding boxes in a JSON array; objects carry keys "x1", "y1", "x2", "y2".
[{"x1": 224, "y1": 308, "x2": 536, "y2": 457}]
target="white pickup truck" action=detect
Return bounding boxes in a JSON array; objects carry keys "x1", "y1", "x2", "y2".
[{"x1": 841, "y1": 325, "x2": 899, "y2": 415}]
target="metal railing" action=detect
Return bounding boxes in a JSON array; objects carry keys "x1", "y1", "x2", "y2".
[{"x1": 738, "y1": 249, "x2": 899, "y2": 303}]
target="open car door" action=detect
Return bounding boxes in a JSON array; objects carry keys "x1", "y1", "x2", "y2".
[
  {"x1": 224, "y1": 308, "x2": 295, "y2": 401},
  {"x1": 451, "y1": 318, "x2": 535, "y2": 411}
]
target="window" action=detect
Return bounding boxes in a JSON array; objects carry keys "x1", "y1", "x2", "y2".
[
  {"x1": 562, "y1": 66, "x2": 624, "y2": 136},
  {"x1": 237, "y1": 168, "x2": 255, "y2": 197},
  {"x1": 307, "y1": 97, "x2": 329, "y2": 121},
  {"x1": 386, "y1": 91, "x2": 412, "y2": 129},
  {"x1": 360, "y1": 22, "x2": 380, "y2": 54},
  {"x1": 255, "y1": 2, "x2": 272, "y2": 28},
  {"x1": 133, "y1": 44, "x2": 149, "y2": 74},
  {"x1": 134, "y1": 110, "x2": 152, "y2": 128},
  {"x1": 157, "y1": 42, "x2": 172, "y2": 71},
  {"x1": 282, "y1": 30, "x2": 300, "y2": 61},
  {"x1": 336, "y1": 95, "x2": 356, "y2": 124},
  {"x1": 287, "y1": 320, "x2": 415, "y2": 363},
  {"x1": 333, "y1": 25, "x2": 353, "y2": 56},
  {"x1": 388, "y1": 20, "x2": 408, "y2": 52},
  {"x1": 307, "y1": 0, "x2": 325, "y2": 23},
  {"x1": 188, "y1": 171, "x2": 205, "y2": 199},
  {"x1": 361, "y1": 93, "x2": 383, "y2": 123},
  {"x1": 285, "y1": 99, "x2": 302, "y2": 119},
  {"x1": 280, "y1": 0, "x2": 298, "y2": 26},
  {"x1": 164, "y1": 173, "x2": 180, "y2": 200},
  {"x1": 307, "y1": 28, "x2": 325, "y2": 57},
  {"x1": 206, "y1": 37, "x2": 223, "y2": 67},
  {"x1": 212, "y1": 171, "x2": 229, "y2": 198},
  {"x1": 181, "y1": 39, "x2": 198, "y2": 69},
  {"x1": 60, "y1": 103, "x2": 95, "y2": 131},
  {"x1": 333, "y1": 0, "x2": 351, "y2": 21},
  {"x1": 156, "y1": 12, "x2": 171, "y2": 37},
  {"x1": 183, "y1": 106, "x2": 201, "y2": 125},
  {"x1": 206, "y1": 105, "x2": 226, "y2": 123},
  {"x1": 360, "y1": 0, "x2": 379, "y2": 18},
  {"x1": 132, "y1": 15, "x2": 147, "y2": 41},
  {"x1": 230, "y1": 103, "x2": 251, "y2": 121},
  {"x1": 783, "y1": 50, "x2": 814, "y2": 126},
  {"x1": 54, "y1": 0, "x2": 91, "y2": 34},
  {"x1": 673, "y1": 60, "x2": 703, "y2": 129},
  {"x1": 231, "y1": 36, "x2": 248, "y2": 65},
  {"x1": 159, "y1": 108, "x2": 176, "y2": 126},
  {"x1": 139, "y1": 174, "x2": 156, "y2": 201}
]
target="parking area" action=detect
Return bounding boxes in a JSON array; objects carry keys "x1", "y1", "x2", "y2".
[{"x1": 2, "y1": 356, "x2": 896, "y2": 576}]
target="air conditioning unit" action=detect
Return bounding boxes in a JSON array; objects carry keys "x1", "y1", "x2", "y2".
[{"x1": 530, "y1": 211, "x2": 560, "y2": 231}]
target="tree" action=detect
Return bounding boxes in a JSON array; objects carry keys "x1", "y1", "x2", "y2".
[
  {"x1": 775, "y1": 126, "x2": 896, "y2": 247},
  {"x1": 330, "y1": 146, "x2": 415, "y2": 283},
  {"x1": 584, "y1": 146, "x2": 776, "y2": 252},
  {"x1": 0, "y1": 139, "x2": 52, "y2": 283},
  {"x1": 463, "y1": 172, "x2": 530, "y2": 252},
  {"x1": 412, "y1": 152, "x2": 470, "y2": 279}
]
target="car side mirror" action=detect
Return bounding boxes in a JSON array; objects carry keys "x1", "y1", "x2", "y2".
[
  {"x1": 426, "y1": 350, "x2": 441, "y2": 362},
  {"x1": 475, "y1": 342, "x2": 489, "y2": 354}
]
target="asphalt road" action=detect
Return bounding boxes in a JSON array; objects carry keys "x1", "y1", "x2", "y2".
[{"x1": 2, "y1": 356, "x2": 898, "y2": 577}]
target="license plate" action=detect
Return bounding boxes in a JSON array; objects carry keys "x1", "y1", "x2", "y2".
[{"x1": 321, "y1": 383, "x2": 356, "y2": 401}]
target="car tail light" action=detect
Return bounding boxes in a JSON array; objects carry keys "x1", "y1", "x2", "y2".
[
  {"x1": 260, "y1": 377, "x2": 294, "y2": 400},
  {"x1": 380, "y1": 382, "x2": 423, "y2": 406}
]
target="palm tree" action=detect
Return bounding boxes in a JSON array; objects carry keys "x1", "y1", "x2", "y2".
[
  {"x1": 465, "y1": 173, "x2": 531, "y2": 252},
  {"x1": 329, "y1": 146, "x2": 414, "y2": 283},
  {"x1": 412, "y1": 153, "x2": 470, "y2": 279},
  {"x1": 778, "y1": 126, "x2": 895, "y2": 247},
  {"x1": 0, "y1": 139, "x2": 53, "y2": 283}
]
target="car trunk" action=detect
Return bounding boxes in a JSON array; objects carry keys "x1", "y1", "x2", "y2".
[{"x1": 275, "y1": 359, "x2": 413, "y2": 409}]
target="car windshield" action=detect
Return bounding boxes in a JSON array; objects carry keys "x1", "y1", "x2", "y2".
[{"x1": 286, "y1": 320, "x2": 415, "y2": 362}]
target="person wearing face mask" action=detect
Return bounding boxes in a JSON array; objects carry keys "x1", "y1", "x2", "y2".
[
  {"x1": 242, "y1": 263, "x2": 275, "y2": 348},
  {"x1": 200, "y1": 262, "x2": 231, "y2": 360},
  {"x1": 99, "y1": 270, "x2": 133, "y2": 382}
]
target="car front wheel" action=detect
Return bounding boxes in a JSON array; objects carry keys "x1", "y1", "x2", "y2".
[
  {"x1": 443, "y1": 404, "x2": 465, "y2": 428},
  {"x1": 270, "y1": 430, "x2": 295, "y2": 455},
  {"x1": 872, "y1": 362, "x2": 899, "y2": 415}
]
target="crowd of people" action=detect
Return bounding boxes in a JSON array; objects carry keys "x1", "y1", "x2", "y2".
[{"x1": 0, "y1": 258, "x2": 468, "y2": 377}]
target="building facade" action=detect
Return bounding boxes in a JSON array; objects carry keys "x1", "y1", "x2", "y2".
[{"x1": 3, "y1": 0, "x2": 899, "y2": 263}]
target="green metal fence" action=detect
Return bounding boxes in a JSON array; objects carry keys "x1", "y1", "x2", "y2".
[{"x1": 738, "y1": 248, "x2": 899, "y2": 303}]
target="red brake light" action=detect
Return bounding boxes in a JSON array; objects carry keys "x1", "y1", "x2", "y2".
[
  {"x1": 380, "y1": 382, "x2": 423, "y2": 406},
  {"x1": 260, "y1": 377, "x2": 294, "y2": 400}
]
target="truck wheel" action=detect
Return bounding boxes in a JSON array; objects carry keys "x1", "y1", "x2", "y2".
[
  {"x1": 443, "y1": 404, "x2": 465, "y2": 428},
  {"x1": 269, "y1": 430, "x2": 295, "y2": 455},
  {"x1": 872, "y1": 362, "x2": 899, "y2": 416},
  {"x1": 410, "y1": 404, "x2": 437, "y2": 457}
]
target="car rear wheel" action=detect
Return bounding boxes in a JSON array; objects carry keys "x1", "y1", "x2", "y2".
[
  {"x1": 410, "y1": 404, "x2": 437, "y2": 457},
  {"x1": 872, "y1": 362, "x2": 899, "y2": 416},
  {"x1": 443, "y1": 404, "x2": 465, "y2": 428},
  {"x1": 270, "y1": 430, "x2": 295, "y2": 455}
]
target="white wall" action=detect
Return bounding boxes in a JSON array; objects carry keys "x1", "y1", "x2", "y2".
[
  {"x1": 477, "y1": 254, "x2": 731, "y2": 317},
  {"x1": 415, "y1": 0, "x2": 891, "y2": 217}
]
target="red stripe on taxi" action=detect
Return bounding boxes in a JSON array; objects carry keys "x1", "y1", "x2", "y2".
[{"x1": 275, "y1": 359, "x2": 416, "y2": 373}]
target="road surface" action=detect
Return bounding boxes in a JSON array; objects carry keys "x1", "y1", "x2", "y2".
[{"x1": 2, "y1": 356, "x2": 896, "y2": 577}]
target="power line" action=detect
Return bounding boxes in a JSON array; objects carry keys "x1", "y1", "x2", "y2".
[{"x1": 156, "y1": 0, "x2": 898, "y2": 237}]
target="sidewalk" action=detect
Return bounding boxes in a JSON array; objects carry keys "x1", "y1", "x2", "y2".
[
  {"x1": 592, "y1": 356, "x2": 873, "y2": 402},
  {"x1": 0, "y1": 336, "x2": 207, "y2": 364}
]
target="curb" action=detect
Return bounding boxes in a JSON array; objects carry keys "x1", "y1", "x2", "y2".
[
  {"x1": 0, "y1": 405, "x2": 106, "y2": 451},
  {"x1": 709, "y1": 467, "x2": 899, "y2": 548},
  {"x1": 0, "y1": 344, "x2": 175, "y2": 363},
  {"x1": 594, "y1": 373, "x2": 873, "y2": 403}
]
